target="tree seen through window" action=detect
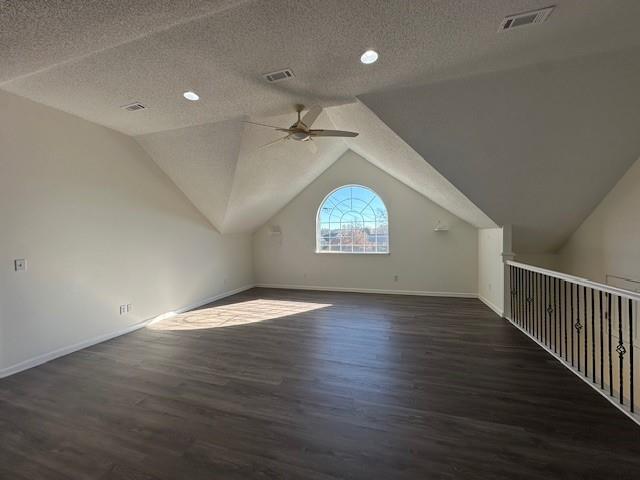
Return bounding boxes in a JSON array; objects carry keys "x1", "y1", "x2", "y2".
[{"x1": 316, "y1": 185, "x2": 389, "y2": 253}]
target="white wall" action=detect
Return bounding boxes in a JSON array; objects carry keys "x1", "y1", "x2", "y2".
[
  {"x1": 514, "y1": 253, "x2": 560, "y2": 271},
  {"x1": 253, "y1": 151, "x2": 478, "y2": 296},
  {"x1": 0, "y1": 91, "x2": 253, "y2": 374},
  {"x1": 558, "y1": 156, "x2": 640, "y2": 290},
  {"x1": 478, "y1": 228, "x2": 504, "y2": 315}
]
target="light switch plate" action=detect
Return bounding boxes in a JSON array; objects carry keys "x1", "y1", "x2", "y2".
[{"x1": 14, "y1": 259, "x2": 26, "y2": 271}]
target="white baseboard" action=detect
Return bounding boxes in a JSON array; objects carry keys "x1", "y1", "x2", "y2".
[
  {"x1": 0, "y1": 284, "x2": 255, "y2": 379},
  {"x1": 478, "y1": 295, "x2": 504, "y2": 316},
  {"x1": 506, "y1": 316, "x2": 640, "y2": 427},
  {"x1": 255, "y1": 283, "x2": 477, "y2": 298}
]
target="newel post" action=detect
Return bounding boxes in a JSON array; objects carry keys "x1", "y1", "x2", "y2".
[{"x1": 501, "y1": 225, "x2": 515, "y2": 320}]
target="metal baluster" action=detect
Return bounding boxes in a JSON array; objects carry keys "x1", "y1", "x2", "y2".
[
  {"x1": 522, "y1": 268, "x2": 527, "y2": 329},
  {"x1": 618, "y1": 296, "x2": 625, "y2": 405},
  {"x1": 551, "y1": 278, "x2": 554, "y2": 348},
  {"x1": 557, "y1": 278, "x2": 562, "y2": 358},
  {"x1": 608, "y1": 293, "x2": 613, "y2": 396},
  {"x1": 531, "y1": 270, "x2": 536, "y2": 335},
  {"x1": 527, "y1": 271, "x2": 533, "y2": 333},
  {"x1": 584, "y1": 286, "x2": 588, "y2": 378},
  {"x1": 519, "y1": 268, "x2": 523, "y2": 326},
  {"x1": 509, "y1": 267, "x2": 514, "y2": 322},
  {"x1": 532, "y1": 271, "x2": 536, "y2": 337},
  {"x1": 554, "y1": 277, "x2": 558, "y2": 353},
  {"x1": 570, "y1": 283, "x2": 575, "y2": 367},
  {"x1": 629, "y1": 298, "x2": 634, "y2": 413},
  {"x1": 549, "y1": 278, "x2": 556, "y2": 353},
  {"x1": 536, "y1": 272, "x2": 541, "y2": 340},
  {"x1": 600, "y1": 291, "x2": 604, "y2": 389},
  {"x1": 516, "y1": 268, "x2": 521, "y2": 325},
  {"x1": 591, "y1": 288, "x2": 595, "y2": 383},
  {"x1": 524, "y1": 268, "x2": 527, "y2": 327},
  {"x1": 515, "y1": 268, "x2": 519, "y2": 325},
  {"x1": 564, "y1": 281, "x2": 568, "y2": 362},
  {"x1": 544, "y1": 275, "x2": 548, "y2": 346},
  {"x1": 576, "y1": 286, "x2": 582, "y2": 372},
  {"x1": 525, "y1": 270, "x2": 530, "y2": 332}
]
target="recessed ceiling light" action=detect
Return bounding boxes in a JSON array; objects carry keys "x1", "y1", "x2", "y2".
[
  {"x1": 360, "y1": 50, "x2": 379, "y2": 65},
  {"x1": 183, "y1": 91, "x2": 200, "y2": 101}
]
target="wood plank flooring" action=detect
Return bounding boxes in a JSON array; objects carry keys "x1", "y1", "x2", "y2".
[{"x1": 1, "y1": 288, "x2": 639, "y2": 479}]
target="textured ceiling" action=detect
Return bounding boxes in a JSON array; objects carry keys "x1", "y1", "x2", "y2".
[
  {"x1": 136, "y1": 119, "x2": 243, "y2": 231},
  {"x1": 325, "y1": 102, "x2": 495, "y2": 229},
  {"x1": 2, "y1": 1, "x2": 640, "y2": 135},
  {"x1": 360, "y1": 48, "x2": 640, "y2": 253},
  {"x1": 136, "y1": 104, "x2": 492, "y2": 234},
  {"x1": 3, "y1": 0, "x2": 640, "y2": 248},
  {"x1": 222, "y1": 110, "x2": 348, "y2": 233}
]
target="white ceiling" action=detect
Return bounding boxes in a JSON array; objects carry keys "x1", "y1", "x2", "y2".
[
  {"x1": 360, "y1": 48, "x2": 640, "y2": 252},
  {"x1": 136, "y1": 118, "x2": 243, "y2": 231},
  {"x1": 137, "y1": 103, "x2": 493, "y2": 233},
  {"x1": 2, "y1": 0, "x2": 640, "y2": 248},
  {"x1": 3, "y1": 1, "x2": 640, "y2": 136}
]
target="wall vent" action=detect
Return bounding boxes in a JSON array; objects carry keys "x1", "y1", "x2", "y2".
[
  {"x1": 263, "y1": 68, "x2": 295, "y2": 83},
  {"x1": 499, "y1": 6, "x2": 554, "y2": 31},
  {"x1": 120, "y1": 102, "x2": 146, "y2": 111}
]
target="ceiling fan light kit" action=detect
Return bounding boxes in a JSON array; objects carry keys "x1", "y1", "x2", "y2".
[{"x1": 243, "y1": 104, "x2": 359, "y2": 151}]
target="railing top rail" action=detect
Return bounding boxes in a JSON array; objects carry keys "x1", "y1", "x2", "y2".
[{"x1": 506, "y1": 260, "x2": 640, "y2": 302}]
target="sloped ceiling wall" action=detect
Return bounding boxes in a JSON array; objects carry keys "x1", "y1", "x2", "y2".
[
  {"x1": 135, "y1": 104, "x2": 491, "y2": 234},
  {"x1": 137, "y1": 119, "x2": 243, "y2": 231},
  {"x1": 326, "y1": 103, "x2": 495, "y2": 229},
  {"x1": 3, "y1": 1, "x2": 640, "y2": 249},
  {"x1": 360, "y1": 48, "x2": 640, "y2": 253}
]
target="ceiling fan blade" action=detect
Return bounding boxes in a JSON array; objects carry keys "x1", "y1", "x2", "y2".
[
  {"x1": 305, "y1": 139, "x2": 318, "y2": 154},
  {"x1": 258, "y1": 135, "x2": 289, "y2": 149},
  {"x1": 301, "y1": 105, "x2": 322, "y2": 128},
  {"x1": 243, "y1": 120, "x2": 286, "y2": 130},
  {"x1": 309, "y1": 129, "x2": 359, "y2": 138}
]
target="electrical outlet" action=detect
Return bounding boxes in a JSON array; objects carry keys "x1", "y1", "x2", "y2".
[
  {"x1": 126, "y1": 304, "x2": 132, "y2": 313},
  {"x1": 14, "y1": 259, "x2": 26, "y2": 272},
  {"x1": 119, "y1": 305, "x2": 126, "y2": 315}
]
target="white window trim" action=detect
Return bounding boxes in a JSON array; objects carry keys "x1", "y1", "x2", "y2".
[{"x1": 315, "y1": 184, "x2": 390, "y2": 255}]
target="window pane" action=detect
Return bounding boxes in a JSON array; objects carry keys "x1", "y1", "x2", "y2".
[{"x1": 317, "y1": 185, "x2": 388, "y2": 254}]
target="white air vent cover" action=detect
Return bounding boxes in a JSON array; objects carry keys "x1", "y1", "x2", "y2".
[
  {"x1": 263, "y1": 68, "x2": 295, "y2": 83},
  {"x1": 499, "y1": 6, "x2": 554, "y2": 31},
  {"x1": 120, "y1": 102, "x2": 146, "y2": 111}
]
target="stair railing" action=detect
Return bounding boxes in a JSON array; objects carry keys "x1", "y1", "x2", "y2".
[{"x1": 505, "y1": 260, "x2": 639, "y2": 424}]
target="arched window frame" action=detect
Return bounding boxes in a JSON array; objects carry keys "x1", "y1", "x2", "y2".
[{"x1": 315, "y1": 184, "x2": 390, "y2": 254}]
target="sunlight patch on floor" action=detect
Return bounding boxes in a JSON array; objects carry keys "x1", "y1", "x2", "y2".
[{"x1": 147, "y1": 299, "x2": 332, "y2": 331}]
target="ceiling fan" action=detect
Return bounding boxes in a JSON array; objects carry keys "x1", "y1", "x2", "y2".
[{"x1": 243, "y1": 104, "x2": 358, "y2": 153}]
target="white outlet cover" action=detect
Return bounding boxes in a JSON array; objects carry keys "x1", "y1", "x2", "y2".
[{"x1": 14, "y1": 259, "x2": 26, "y2": 271}]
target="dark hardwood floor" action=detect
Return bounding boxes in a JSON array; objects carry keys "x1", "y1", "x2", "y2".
[{"x1": 1, "y1": 288, "x2": 639, "y2": 479}]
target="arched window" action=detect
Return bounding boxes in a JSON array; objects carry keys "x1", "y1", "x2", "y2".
[{"x1": 316, "y1": 185, "x2": 389, "y2": 254}]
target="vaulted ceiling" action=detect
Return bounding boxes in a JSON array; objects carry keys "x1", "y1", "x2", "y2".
[
  {"x1": 361, "y1": 48, "x2": 640, "y2": 252},
  {"x1": 136, "y1": 102, "x2": 494, "y2": 233},
  {"x1": 2, "y1": 0, "x2": 640, "y2": 249}
]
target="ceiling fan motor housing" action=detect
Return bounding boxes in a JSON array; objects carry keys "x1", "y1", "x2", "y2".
[{"x1": 291, "y1": 131, "x2": 310, "y2": 141}]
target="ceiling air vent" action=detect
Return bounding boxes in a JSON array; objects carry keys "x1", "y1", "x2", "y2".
[
  {"x1": 120, "y1": 102, "x2": 146, "y2": 111},
  {"x1": 499, "y1": 6, "x2": 554, "y2": 31},
  {"x1": 263, "y1": 68, "x2": 295, "y2": 83}
]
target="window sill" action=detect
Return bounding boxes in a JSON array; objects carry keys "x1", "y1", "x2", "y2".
[{"x1": 315, "y1": 251, "x2": 390, "y2": 255}]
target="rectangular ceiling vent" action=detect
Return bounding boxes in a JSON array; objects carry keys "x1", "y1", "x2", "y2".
[
  {"x1": 499, "y1": 6, "x2": 554, "y2": 31},
  {"x1": 263, "y1": 68, "x2": 295, "y2": 83},
  {"x1": 120, "y1": 102, "x2": 146, "y2": 112}
]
